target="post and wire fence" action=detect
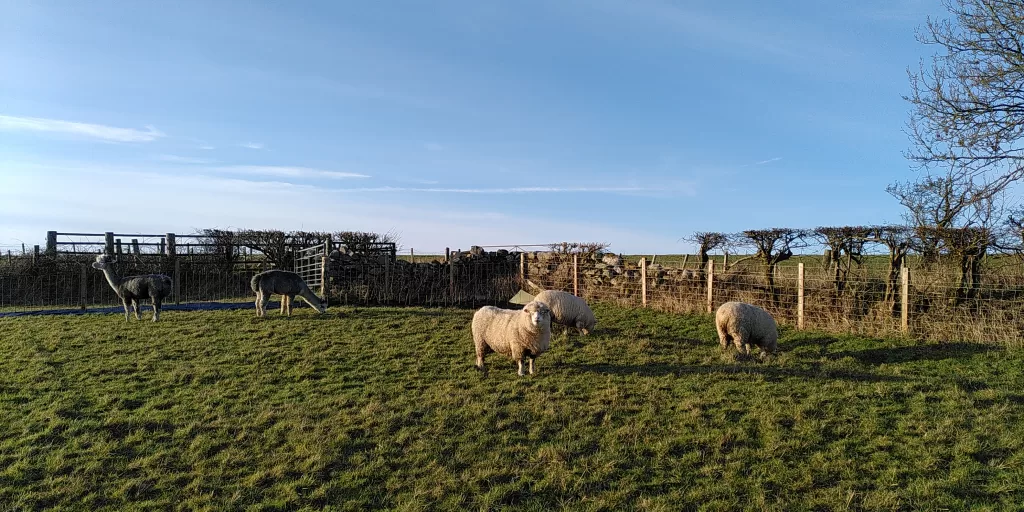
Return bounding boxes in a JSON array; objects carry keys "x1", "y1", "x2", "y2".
[{"x1": 4, "y1": 232, "x2": 1024, "y2": 346}]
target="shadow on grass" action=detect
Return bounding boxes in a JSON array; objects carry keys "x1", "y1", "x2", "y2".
[
  {"x1": 590, "y1": 327, "x2": 705, "y2": 347},
  {"x1": 783, "y1": 336, "x2": 842, "y2": 352},
  {"x1": 561, "y1": 362, "x2": 910, "y2": 383},
  {"x1": 829, "y1": 342, "x2": 994, "y2": 364}
]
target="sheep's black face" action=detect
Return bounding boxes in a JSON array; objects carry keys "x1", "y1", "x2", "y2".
[{"x1": 523, "y1": 301, "x2": 551, "y2": 328}]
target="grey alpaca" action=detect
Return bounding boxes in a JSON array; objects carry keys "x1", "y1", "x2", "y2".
[
  {"x1": 92, "y1": 254, "x2": 173, "y2": 322},
  {"x1": 250, "y1": 269, "x2": 327, "y2": 317}
]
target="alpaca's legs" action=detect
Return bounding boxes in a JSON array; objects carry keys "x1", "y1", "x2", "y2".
[
  {"x1": 151, "y1": 298, "x2": 161, "y2": 322},
  {"x1": 121, "y1": 298, "x2": 130, "y2": 322},
  {"x1": 132, "y1": 299, "x2": 141, "y2": 320},
  {"x1": 259, "y1": 292, "x2": 271, "y2": 318},
  {"x1": 254, "y1": 291, "x2": 262, "y2": 316}
]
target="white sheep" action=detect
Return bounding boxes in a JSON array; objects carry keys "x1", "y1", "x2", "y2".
[
  {"x1": 715, "y1": 301, "x2": 778, "y2": 357},
  {"x1": 533, "y1": 290, "x2": 596, "y2": 335},
  {"x1": 472, "y1": 300, "x2": 552, "y2": 376}
]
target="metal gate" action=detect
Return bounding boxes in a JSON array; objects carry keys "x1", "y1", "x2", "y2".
[{"x1": 294, "y1": 242, "x2": 328, "y2": 298}]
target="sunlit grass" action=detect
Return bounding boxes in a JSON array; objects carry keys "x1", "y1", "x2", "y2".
[{"x1": 1, "y1": 303, "x2": 1022, "y2": 510}]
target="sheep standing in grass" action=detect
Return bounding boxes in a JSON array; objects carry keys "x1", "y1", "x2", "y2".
[
  {"x1": 533, "y1": 290, "x2": 596, "y2": 335},
  {"x1": 92, "y1": 254, "x2": 173, "y2": 322},
  {"x1": 472, "y1": 300, "x2": 552, "y2": 376},
  {"x1": 715, "y1": 301, "x2": 778, "y2": 357},
  {"x1": 250, "y1": 269, "x2": 327, "y2": 317}
]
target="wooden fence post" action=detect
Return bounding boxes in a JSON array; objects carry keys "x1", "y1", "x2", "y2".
[
  {"x1": 33, "y1": 245, "x2": 39, "y2": 264},
  {"x1": 723, "y1": 251, "x2": 729, "y2": 271},
  {"x1": 449, "y1": 259, "x2": 456, "y2": 303},
  {"x1": 80, "y1": 264, "x2": 88, "y2": 311},
  {"x1": 901, "y1": 264, "x2": 910, "y2": 334},
  {"x1": 46, "y1": 231, "x2": 57, "y2": 256},
  {"x1": 105, "y1": 232, "x2": 114, "y2": 255},
  {"x1": 520, "y1": 253, "x2": 526, "y2": 288},
  {"x1": 640, "y1": 257, "x2": 648, "y2": 307},
  {"x1": 682, "y1": 254, "x2": 689, "y2": 268},
  {"x1": 174, "y1": 258, "x2": 181, "y2": 305},
  {"x1": 797, "y1": 262, "x2": 805, "y2": 330},
  {"x1": 445, "y1": 247, "x2": 450, "y2": 263},
  {"x1": 115, "y1": 239, "x2": 123, "y2": 257},
  {"x1": 706, "y1": 260, "x2": 714, "y2": 313},
  {"x1": 320, "y1": 255, "x2": 328, "y2": 305},
  {"x1": 166, "y1": 233, "x2": 176, "y2": 257},
  {"x1": 573, "y1": 254, "x2": 579, "y2": 296},
  {"x1": 410, "y1": 248, "x2": 414, "y2": 264},
  {"x1": 131, "y1": 239, "x2": 140, "y2": 256}
]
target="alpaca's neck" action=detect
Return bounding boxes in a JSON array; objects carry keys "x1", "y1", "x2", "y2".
[{"x1": 100, "y1": 267, "x2": 122, "y2": 294}]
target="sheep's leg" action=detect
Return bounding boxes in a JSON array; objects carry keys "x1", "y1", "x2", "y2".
[
  {"x1": 474, "y1": 337, "x2": 492, "y2": 374},
  {"x1": 151, "y1": 297, "x2": 161, "y2": 322},
  {"x1": 131, "y1": 299, "x2": 141, "y2": 320},
  {"x1": 254, "y1": 291, "x2": 262, "y2": 317},
  {"x1": 528, "y1": 357, "x2": 536, "y2": 375},
  {"x1": 717, "y1": 324, "x2": 730, "y2": 350},
  {"x1": 121, "y1": 298, "x2": 130, "y2": 322},
  {"x1": 734, "y1": 337, "x2": 750, "y2": 356},
  {"x1": 516, "y1": 358, "x2": 526, "y2": 377}
]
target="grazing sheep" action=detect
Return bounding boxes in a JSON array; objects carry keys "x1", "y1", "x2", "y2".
[
  {"x1": 92, "y1": 254, "x2": 173, "y2": 322},
  {"x1": 250, "y1": 269, "x2": 327, "y2": 317},
  {"x1": 473, "y1": 300, "x2": 552, "y2": 376},
  {"x1": 533, "y1": 290, "x2": 596, "y2": 335},
  {"x1": 715, "y1": 301, "x2": 778, "y2": 357}
]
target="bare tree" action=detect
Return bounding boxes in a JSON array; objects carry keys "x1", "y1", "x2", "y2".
[
  {"x1": 739, "y1": 228, "x2": 808, "y2": 306},
  {"x1": 904, "y1": 0, "x2": 1024, "y2": 201},
  {"x1": 333, "y1": 230, "x2": 400, "y2": 256},
  {"x1": 868, "y1": 225, "x2": 914, "y2": 310},
  {"x1": 919, "y1": 226, "x2": 991, "y2": 303},
  {"x1": 814, "y1": 226, "x2": 871, "y2": 300},
  {"x1": 195, "y1": 228, "x2": 239, "y2": 272},
  {"x1": 548, "y1": 242, "x2": 610, "y2": 257},
  {"x1": 684, "y1": 232, "x2": 728, "y2": 275},
  {"x1": 886, "y1": 173, "x2": 999, "y2": 262},
  {"x1": 236, "y1": 229, "x2": 291, "y2": 268}
]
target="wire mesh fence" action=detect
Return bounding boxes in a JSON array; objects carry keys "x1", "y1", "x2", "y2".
[
  {"x1": 0, "y1": 254, "x2": 274, "y2": 311},
  {"x1": 521, "y1": 251, "x2": 1024, "y2": 346},
  {"x1": 5, "y1": 247, "x2": 1024, "y2": 346}
]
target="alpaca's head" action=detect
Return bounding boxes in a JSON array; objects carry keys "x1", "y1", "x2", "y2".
[{"x1": 92, "y1": 253, "x2": 116, "y2": 270}]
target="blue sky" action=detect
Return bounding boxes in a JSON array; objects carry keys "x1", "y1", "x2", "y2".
[{"x1": 0, "y1": 0, "x2": 946, "y2": 254}]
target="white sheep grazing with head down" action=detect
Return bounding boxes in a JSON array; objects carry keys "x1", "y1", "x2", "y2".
[
  {"x1": 715, "y1": 301, "x2": 778, "y2": 357},
  {"x1": 472, "y1": 300, "x2": 552, "y2": 376},
  {"x1": 533, "y1": 290, "x2": 596, "y2": 335}
]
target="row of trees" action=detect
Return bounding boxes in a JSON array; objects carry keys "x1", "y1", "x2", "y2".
[
  {"x1": 193, "y1": 229, "x2": 400, "y2": 269},
  {"x1": 680, "y1": 0, "x2": 1022, "y2": 308},
  {"x1": 686, "y1": 224, "x2": 1013, "y2": 307}
]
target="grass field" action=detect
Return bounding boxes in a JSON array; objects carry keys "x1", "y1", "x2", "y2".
[{"x1": 2, "y1": 303, "x2": 1023, "y2": 510}]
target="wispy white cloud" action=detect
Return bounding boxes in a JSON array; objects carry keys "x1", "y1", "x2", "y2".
[
  {"x1": 0, "y1": 114, "x2": 165, "y2": 142},
  {"x1": 338, "y1": 185, "x2": 688, "y2": 195},
  {"x1": 215, "y1": 165, "x2": 370, "y2": 180},
  {"x1": 754, "y1": 157, "x2": 782, "y2": 166},
  {"x1": 423, "y1": 142, "x2": 444, "y2": 152},
  {"x1": 156, "y1": 154, "x2": 215, "y2": 165},
  {"x1": 240, "y1": 142, "x2": 264, "y2": 150}
]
